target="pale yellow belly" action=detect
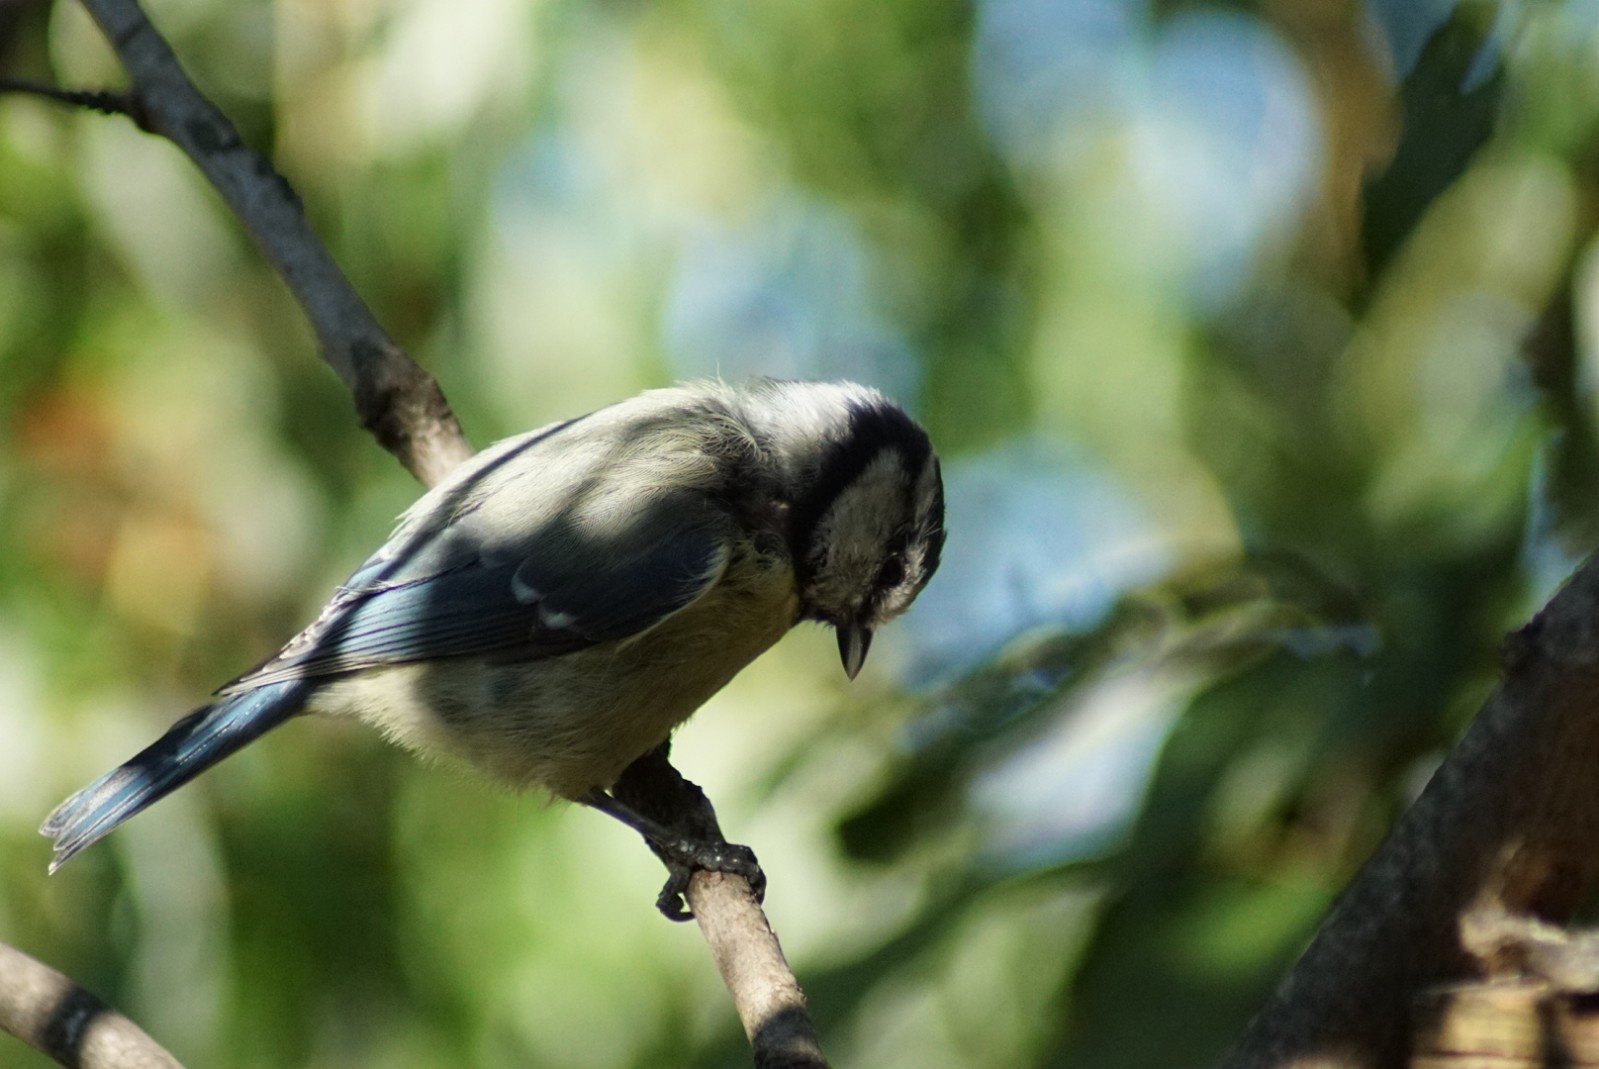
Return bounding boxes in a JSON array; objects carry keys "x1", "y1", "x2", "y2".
[{"x1": 308, "y1": 560, "x2": 800, "y2": 799}]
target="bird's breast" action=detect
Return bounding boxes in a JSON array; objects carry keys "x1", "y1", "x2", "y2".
[{"x1": 310, "y1": 554, "x2": 800, "y2": 799}]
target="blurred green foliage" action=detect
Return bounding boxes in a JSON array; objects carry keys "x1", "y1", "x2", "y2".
[{"x1": 4, "y1": 0, "x2": 1599, "y2": 1066}]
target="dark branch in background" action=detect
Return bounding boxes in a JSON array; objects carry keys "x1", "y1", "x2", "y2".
[
  {"x1": 0, "y1": 942, "x2": 184, "y2": 1069},
  {"x1": 1221, "y1": 555, "x2": 1599, "y2": 1069},
  {"x1": 0, "y1": 0, "x2": 823, "y2": 1065}
]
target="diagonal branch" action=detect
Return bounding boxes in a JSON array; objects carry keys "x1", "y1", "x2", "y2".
[
  {"x1": 612, "y1": 748, "x2": 828, "y2": 1068},
  {"x1": 691, "y1": 874, "x2": 828, "y2": 1069},
  {"x1": 1221, "y1": 555, "x2": 1599, "y2": 1069},
  {"x1": 74, "y1": 0, "x2": 474, "y2": 488}
]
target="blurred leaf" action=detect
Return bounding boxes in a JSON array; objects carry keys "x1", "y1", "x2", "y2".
[
  {"x1": 1361, "y1": 3, "x2": 1505, "y2": 282},
  {"x1": 839, "y1": 552, "x2": 1373, "y2": 865}
]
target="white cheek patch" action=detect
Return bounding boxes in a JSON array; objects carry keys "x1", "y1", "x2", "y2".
[
  {"x1": 870, "y1": 451, "x2": 942, "y2": 617},
  {"x1": 813, "y1": 452, "x2": 905, "y2": 555},
  {"x1": 808, "y1": 449, "x2": 909, "y2": 610}
]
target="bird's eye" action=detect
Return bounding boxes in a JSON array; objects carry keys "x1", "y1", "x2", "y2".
[{"x1": 876, "y1": 555, "x2": 906, "y2": 590}]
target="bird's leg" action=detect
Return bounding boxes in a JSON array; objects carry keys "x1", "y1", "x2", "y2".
[{"x1": 583, "y1": 742, "x2": 765, "y2": 921}]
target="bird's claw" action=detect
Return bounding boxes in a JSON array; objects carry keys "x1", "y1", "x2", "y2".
[
  {"x1": 651, "y1": 837, "x2": 765, "y2": 922},
  {"x1": 656, "y1": 867, "x2": 693, "y2": 921}
]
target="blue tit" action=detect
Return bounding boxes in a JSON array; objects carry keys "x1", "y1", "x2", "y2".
[{"x1": 41, "y1": 378, "x2": 946, "y2": 905}]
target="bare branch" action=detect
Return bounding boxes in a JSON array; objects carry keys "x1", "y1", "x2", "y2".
[
  {"x1": 0, "y1": 942, "x2": 185, "y2": 1069},
  {"x1": 689, "y1": 874, "x2": 828, "y2": 1069},
  {"x1": 1221, "y1": 556, "x2": 1599, "y2": 1069},
  {"x1": 72, "y1": 0, "x2": 473, "y2": 487},
  {"x1": 611, "y1": 747, "x2": 830, "y2": 1067}
]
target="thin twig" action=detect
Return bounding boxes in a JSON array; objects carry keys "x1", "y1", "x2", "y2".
[
  {"x1": 0, "y1": 942, "x2": 185, "y2": 1069},
  {"x1": 0, "y1": 78, "x2": 139, "y2": 120}
]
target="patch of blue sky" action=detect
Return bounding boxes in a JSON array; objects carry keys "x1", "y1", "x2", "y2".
[
  {"x1": 966, "y1": 668, "x2": 1194, "y2": 868},
  {"x1": 895, "y1": 436, "x2": 1174, "y2": 685},
  {"x1": 971, "y1": 0, "x2": 1323, "y2": 312},
  {"x1": 971, "y1": 0, "x2": 1142, "y2": 163},
  {"x1": 660, "y1": 197, "x2": 923, "y2": 400},
  {"x1": 1135, "y1": 11, "x2": 1323, "y2": 309}
]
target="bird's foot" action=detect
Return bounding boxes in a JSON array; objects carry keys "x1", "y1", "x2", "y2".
[
  {"x1": 580, "y1": 766, "x2": 766, "y2": 921},
  {"x1": 650, "y1": 838, "x2": 765, "y2": 922}
]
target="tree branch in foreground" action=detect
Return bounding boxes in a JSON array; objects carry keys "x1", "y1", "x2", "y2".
[
  {"x1": 0, "y1": 942, "x2": 184, "y2": 1069},
  {"x1": 691, "y1": 874, "x2": 828, "y2": 1069},
  {"x1": 1222, "y1": 555, "x2": 1599, "y2": 1069},
  {"x1": 612, "y1": 748, "x2": 828, "y2": 1069},
  {"x1": 73, "y1": 0, "x2": 471, "y2": 486},
  {"x1": 0, "y1": 1, "x2": 826, "y2": 1065}
]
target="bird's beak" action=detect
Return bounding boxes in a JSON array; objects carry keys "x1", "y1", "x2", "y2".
[{"x1": 837, "y1": 623, "x2": 873, "y2": 681}]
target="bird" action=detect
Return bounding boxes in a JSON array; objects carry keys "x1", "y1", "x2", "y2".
[{"x1": 41, "y1": 378, "x2": 946, "y2": 913}]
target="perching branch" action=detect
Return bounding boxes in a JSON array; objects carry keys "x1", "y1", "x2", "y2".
[
  {"x1": 612, "y1": 749, "x2": 828, "y2": 1069},
  {"x1": 690, "y1": 875, "x2": 828, "y2": 1069},
  {"x1": 0, "y1": 942, "x2": 184, "y2": 1069},
  {"x1": 1, "y1": 0, "x2": 825, "y2": 1066},
  {"x1": 1221, "y1": 555, "x2": 1599, "y2": 1069}
]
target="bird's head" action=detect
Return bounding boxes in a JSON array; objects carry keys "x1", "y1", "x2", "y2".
[{"x1": 752, "y1": 381, "x2": 945, "y2": 679}]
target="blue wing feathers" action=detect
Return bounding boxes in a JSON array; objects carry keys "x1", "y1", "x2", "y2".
[
  {"x1": 222, "y1": 564, "x2": 573, "y2": 690},
  {"x1": 512, "y1": 523, "x2": 726, "y2": 642},
  {"x1": 228, "y1": 516, "x2": 728, "y2": 688},
  {"x1": 40, "y1": 680, "x2": 310, "y2": 870}
]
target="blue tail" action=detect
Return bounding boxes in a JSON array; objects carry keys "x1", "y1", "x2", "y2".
[{"x1": 41, "y1": 680, "x2": 310, "y2": 872}]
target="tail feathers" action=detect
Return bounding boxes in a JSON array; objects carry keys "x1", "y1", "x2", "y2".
[{"x1": 41, "y1": 681, "x2": 307, "y2": 872}]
